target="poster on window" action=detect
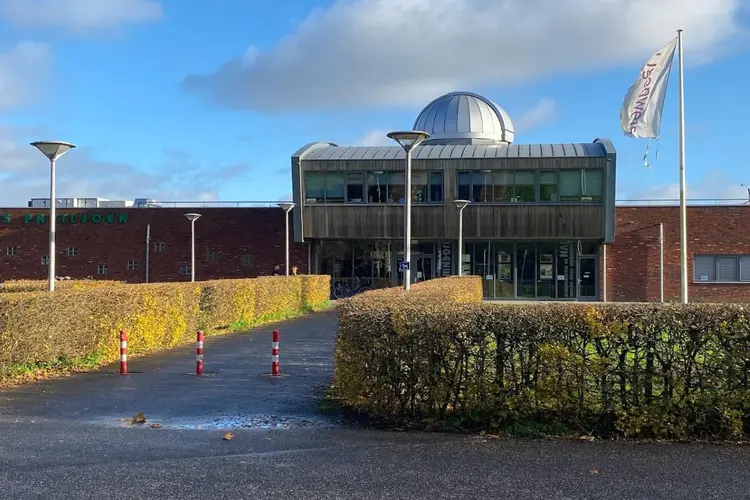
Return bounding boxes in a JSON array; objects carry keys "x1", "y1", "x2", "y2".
[{"x1": 540, "y1": 263, "x2": 553, "y2": 280}]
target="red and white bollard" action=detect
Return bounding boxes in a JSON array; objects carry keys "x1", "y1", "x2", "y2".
[
  {"x1": 196, "y1": 330, "x2": 205, "y2": 376},
  {"x1": 119, "y1": 330, "x2": 128, "y2": 375},
  {"x1": 272, "y1": 329, "x2": 280, "y2": 376}
]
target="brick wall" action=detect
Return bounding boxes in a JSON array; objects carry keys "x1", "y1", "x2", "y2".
[
  {"x1": 608, "y1": 206, "x2": 750, "y2": 302},
  {"x1": 0, "y1": 208, "x2": 309, "y2": 282}
]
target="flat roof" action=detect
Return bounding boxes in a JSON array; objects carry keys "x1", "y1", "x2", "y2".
[{"x1": 294, "y1": 139, "x2": 615, "y2": 161}]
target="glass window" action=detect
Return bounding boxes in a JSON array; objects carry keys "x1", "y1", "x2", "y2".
[
  {"x1": 516, "y1": 244, "x2": 536, "y2": 298},
  {"x1": 540, "y1": 171, "x2": 558, "y2": 201},
  {"x1": 127, "y1": 260, "x2": 138, "y2": 270},
  {"x1": 411, "y1": 172, "x2": 428, "y2": 203},
  {"x1": 582, "y1": 169, "x2": 603, "y2": 201},
  {"x1": 514, "y1": 171, "x2": 535, "y2": 202},
  {"x1": 304, "y1": 172, "x2": 326, "y2": 203},
  {"x1": 559, "y1": 170, "x2": 582, "y2": 201},
  {"x1": 492, "y1": 170, "x2": 513, "y2": 202},
  {"x1": 97, "y1": 264, "x2": 108, "y2": 275},
  {"x1": 429, "y1": 172, "x2": 443, "y2": 202},
  {"x1": 537, "y1": 243, "x2": 557, "y2": 298},
  {"x1": 346, "y1": 172, "x2": 365, "y2": 203},
  {"x1": 493, "y1": 243, "x2": 514, "y2": 298},
  {"x1": 388, "y1": 172, "x2": 405, "y2": 203},
  {"x1": 41, "y1": 255, "x2": 49, "y2": 265},
  {"x1": 367, "y1": 171, "x2": 387, "y2": 203},
  {"x1": 717, "y1": 257, "x2": 739, "y2": 282},
  {"x1": 740, "y1": 257, "x2": 750, "y2": 281},
  {"x1": 693, "y1": 256, "x2": 716, "y2": 281},
  {"x1": 325, "y1": 172, "x2": 345, "y2": 203},
  {"x1": 472, "y1": 171, "x2": 491, "y2": 202},
  {"x1": 457, "y1": 171, "x2": 471, "y2": 200}
]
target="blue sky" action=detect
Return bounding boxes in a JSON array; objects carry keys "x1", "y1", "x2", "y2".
[{"x1": 0, "y1": 0, "x2": 749, "y2": 206}]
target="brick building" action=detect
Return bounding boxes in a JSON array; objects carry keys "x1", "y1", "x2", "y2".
[
  {"x1": 607, "y1": 205, "x2": 750, "y2": 302},
  {"x1": 0, "y1": 203, "x2": 747, "y2": 302},
  {"x1": 0, "y1": 208, "x2": 309, "y2": 282}
]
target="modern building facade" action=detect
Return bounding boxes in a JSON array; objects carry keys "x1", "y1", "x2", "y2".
[{"x1": 291, "y1": 91, "x2": 617, "y2": 300}]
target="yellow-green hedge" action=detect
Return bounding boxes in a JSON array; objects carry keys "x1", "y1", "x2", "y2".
[
  {"x1": 335, "y1": 277, "x2": 750, "y2": 440},
  {"x1": 0, "y1": 275, "x2": 330, "y2": 379}
]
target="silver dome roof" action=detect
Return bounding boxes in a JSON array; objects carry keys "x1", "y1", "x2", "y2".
[{"x1": 413, "y1": 91, "x2": 514, "y2": 145}]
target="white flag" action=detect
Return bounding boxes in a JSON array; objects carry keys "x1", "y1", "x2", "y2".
[{"x1": 620, "y1": 38, "x2": 677, "y2": 138}]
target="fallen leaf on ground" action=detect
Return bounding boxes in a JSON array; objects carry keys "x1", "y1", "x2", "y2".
[
  {"x1": 151, "y1": 423, "x2": 161, "y2": 429},
  {"x1": 579, "y1": 435, "x2": 595, "y2": 442},
  {"x1": 223, "y1": 432, "x2": 235, "y2": 441},
  {"x1": 132, "y1": 411, "x2": 146, "y2": 424},
  {"x1": 590, "y1": 467, "x2": 600, "y2": 475}
]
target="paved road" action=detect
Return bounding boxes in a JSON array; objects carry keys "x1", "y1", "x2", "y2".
[{"x1": 1, "y1": 310, "x2": 749, "y2": 499}]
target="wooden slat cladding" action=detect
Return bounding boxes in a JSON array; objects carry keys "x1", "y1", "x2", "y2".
[{"x1": 302, "y1": 204, "x2": 603, "y2": 240}]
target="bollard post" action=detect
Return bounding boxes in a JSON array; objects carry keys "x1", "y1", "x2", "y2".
[
  {"x1": 196, "y1": 330, "x2": 204, "y2": 376},
  {"x1": 119, "y1": 330, "x2": 128, "y2": 375},
  {"x1": 272, "y1": 329, "x2": 280, "y2": 376}
]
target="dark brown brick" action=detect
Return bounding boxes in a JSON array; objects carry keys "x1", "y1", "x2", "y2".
[{"x1": 0, "y1": 208, "x2": 308, "y2": 282}]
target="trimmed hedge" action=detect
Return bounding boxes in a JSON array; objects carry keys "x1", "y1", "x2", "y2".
[
  {"x1": 335, "y1": 277, "x2": 750, "y2": 440},
  {"x1": 0, "y1": 275, "x2": 330, "y2": 379},
  {"x1": 0, "y1": 279, "x2": 126, "y2": 293}
]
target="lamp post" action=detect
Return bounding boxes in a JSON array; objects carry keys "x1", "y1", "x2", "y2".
[
  {"x1": 278, "y1": 202, "x2": 296, "y2": 276},
  {"x1": 454, "y1": 200, "x2": 470, "y2": 276},
  {"x1": 184, "y1": 213, "x2": 201, "y2": 282},
  {"x1": 30, "y1": 141, "x2": 76, "y2": 292},
  {"x1": 387, "y1": 131, "x2": 430, "y2": 291}
]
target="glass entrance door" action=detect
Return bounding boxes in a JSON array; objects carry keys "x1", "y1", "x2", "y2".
[
  {"x1": 578, "y1": 256, "x2": 598, "y2": 300},
  {"x1": 414, "y1": 255, "x2": 433, "y2": 283}
]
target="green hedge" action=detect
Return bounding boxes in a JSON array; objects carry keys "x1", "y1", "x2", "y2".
[
  {"x1": 0, "y1": 275, "x2": 331, "y2": 382},
  {"x1": 335, "y1": 277, "x2": 750, "y2": 440}
]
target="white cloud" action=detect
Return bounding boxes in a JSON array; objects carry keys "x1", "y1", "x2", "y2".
[
  {"x1": 0, "y1": 0, "x2": 162, "y2": 32},
  {"x1": 618, "y1": 170, "x2": 750, "y2": 204},
  {"x1": 0, "y1": 126, "x2": 250, "y2": 207},
  {"x1": 0, "y1": 42, "x2": 51, "y2": 111},
  {"x1": 514, "y1": 98, "x2": 558, "y2": 132},
  {"x1": 352, "y1": 129, "x2": 393, "y2": 146},
  {"x1": 183, "y1": 0, "x2": 745, "y2": 112}
]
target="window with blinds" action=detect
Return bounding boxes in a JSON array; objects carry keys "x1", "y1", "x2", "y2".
[{"x1": 693, "y1": 255, "x2": 750, "y2": 283}]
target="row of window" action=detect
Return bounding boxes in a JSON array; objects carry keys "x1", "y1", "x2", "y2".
[
  {"x1": 305, "y1": 171, "x2": 444, "y2": 204},
  {"x1": 694, "y1": 255, "x2": 750, "y2": 283},
  {"x1": 6, "y1": 246, "x2": 246, "y2": 264},
  {"x1": 302, "y1": 168, "x2": 604, "y2": 205}
]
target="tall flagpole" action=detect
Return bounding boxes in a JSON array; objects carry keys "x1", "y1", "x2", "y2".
[{"x1": 677, "y1": 29, "x2": 688, "y2": 304}]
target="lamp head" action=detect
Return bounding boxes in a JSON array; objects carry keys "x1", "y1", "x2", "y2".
[
  {"x1": 387, "y1": 131, "x2": 430, "y2": 152},
  {"x1": 454, "y1": 199, "x2": 470, "y2": 210},
  {"x1": 184, "y1": 213, "x2": 201, "y2": 222},
  {"x1": 30, "y1": 141, "x2": 76, "y2": 161},
  {"x1": 278, "y1": 202, "x2": 296, "y2": 213}
]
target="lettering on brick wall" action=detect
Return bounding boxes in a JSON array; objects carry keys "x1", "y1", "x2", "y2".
[{"x1": 0, "y1": 212, "x2": 130, "y2": 225}]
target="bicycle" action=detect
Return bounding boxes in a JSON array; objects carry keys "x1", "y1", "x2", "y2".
[{"x1": 332, "y1": 277, "x2": 373, "y2": 299}]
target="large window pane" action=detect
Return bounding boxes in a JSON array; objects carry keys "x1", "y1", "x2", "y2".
[
  {"x1": 304, "y1": 172, "x2": 326, "y2": 203},
  {"x1": 492, "y1": 170, "x2": 513, "y2": 202},
  {"x1": 540, "y1": 171, "x2": 558, "y2": 201},
  {"x1": 693, "y1": 255, "x2": 716, "y2": 281},
  {"x1": 740, "y1": 256, "x2": 750, "y2": 281},
  {"x1": 494, "y1": 243, "x2": 514, "y2": 298},
  {"x1": 346, "y1": 172, "x2": 365, "y2": 203},
  {"x1": 457, "y1": 171, "x2": 471, "y2": 200},
  {"x1": 412, "y1": 172, "x2": 428, "y2": 203},
  {"x1": 516, "y1": 243, "x2": 536, "y2": 298},
  {"x1": 325, "y1": 172, "x2": 345, "y2": 203},
  {"x1": 537, "y1": 243, "x2": 556, "y2": 298},
  {"x1": 388, "y1": 172, "x2": 405, "y2": 203},
  {"x1": 514, "y1": 171, "x2": 535, "y2": 202},
  {"x1": 429, "y1": 172, "x2": 443, "y2": 202},
  {"x1": 559, "y1": 170, "x2": 582, "y2": 201},
  {"x1": 367, "y1": 171, "x2": 387, "y2": 203},
  {"x1": 473, "y1": 171, "x2": 491, "y2": 202},
  {"x1": 582, "y1": 169, "x2": 603, "y2": 201},
  {"x1": 717, "y1": 256, "x2": 739, "y2": 281}
]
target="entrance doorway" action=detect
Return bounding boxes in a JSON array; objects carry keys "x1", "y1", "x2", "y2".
[
  {"x1": 413, "y1": 254, "x2": 433, "y2": 283},
  {"x1": 577, "y1": 256, "x2": 598, "y2": 300}
]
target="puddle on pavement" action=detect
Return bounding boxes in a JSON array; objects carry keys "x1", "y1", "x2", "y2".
[{"x1": 94, "y1": 414, "x2": 335, "y2": 430}]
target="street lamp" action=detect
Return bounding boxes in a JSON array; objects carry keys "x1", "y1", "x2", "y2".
[
  {"x1": 184, "y1": 213, "x2": 201, "y2": 282},
  {"x1": 454, "y1": 200, "x2": 470, "y2": 276},
  {"x1": 278, "y1": 202, "x2": 296, "y2": 276},
  {"x1": 387, "y1": 130, "x2": 430, "y2": 291},
  {"x1": 30, "y1": 140, "x2": 76, "y2": 292}
]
